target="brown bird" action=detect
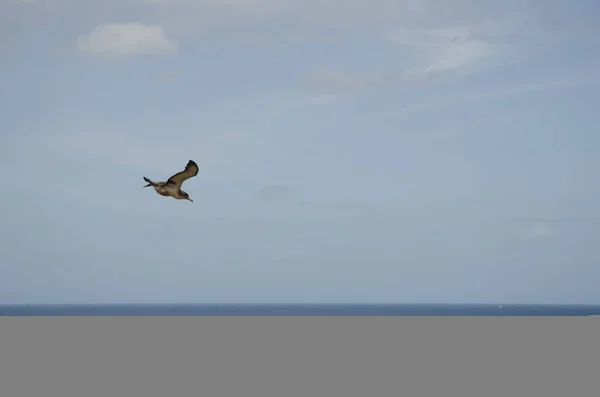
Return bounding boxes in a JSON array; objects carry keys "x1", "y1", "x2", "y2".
[{"x1": 143, "y1": 160, "x2": 198, "y2": 202}]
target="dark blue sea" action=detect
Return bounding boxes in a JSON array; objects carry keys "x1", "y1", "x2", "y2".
[{"x1": 1, "y1": 303, "x2": 599, "y2": 316}]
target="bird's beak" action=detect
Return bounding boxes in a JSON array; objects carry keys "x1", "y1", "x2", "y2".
[{"x1": 188, "y1": 198, "x2": 193, "y2": 202}]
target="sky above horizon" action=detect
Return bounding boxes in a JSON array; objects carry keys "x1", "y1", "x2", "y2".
[{"x1": 1, "y1": 0, "x2": 600, "y2": 304}]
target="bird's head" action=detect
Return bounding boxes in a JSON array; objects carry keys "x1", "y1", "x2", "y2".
[{"x1": 181, "y1": 191, "x2": 193, "y2": 202}]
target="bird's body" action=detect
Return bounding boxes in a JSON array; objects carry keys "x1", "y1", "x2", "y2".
[
  {"x1": 148, "y1": 181, "x2": 185, "y2": 198},
  {"x1": 143, "y1": 160, "x2": 199, "y2": 202}
]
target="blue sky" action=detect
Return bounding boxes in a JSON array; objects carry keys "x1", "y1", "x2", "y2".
[{"x1": 1, "y1": 0, "x2": 600, "y2": 304}]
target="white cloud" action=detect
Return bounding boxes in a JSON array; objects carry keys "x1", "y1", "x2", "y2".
[
  {"x1": 75, "y1": 22, "x2": 177, "y2": 59},
  {"x1": 388, "y1": 18, "x2": 521, "y2": 76},
  {"x1": 7, "y1": 1, "x2": 560, "y2": 77},
  {"x1": 525, "y1": 223, "x2": 555, "y2": 239},
  {"x1": 425, "y1": 38, "x2": 492, "y2": 74},
  {"x1": 302, "y1": 15, "x2": 531, "y2": 95},
  {"x1": 140, "y1": 0, "x2": 525, "y2": 43}
]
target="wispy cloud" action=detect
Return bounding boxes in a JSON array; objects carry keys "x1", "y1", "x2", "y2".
[
  {"x1": 387, "y1": 18, "x2": 519, "y2": 75},
  {"x1": 524, "y1": 222, "x2": 555, "y2": 239},
  {"x1": 361, "y1": 72, "x2": 600, "y2": 119},
  {"x1": 303, "y1": 16, "x2": 536, "y2": 96},
  {"x1": 75, "y1": 22, "x2": 177, "y2": 59}
]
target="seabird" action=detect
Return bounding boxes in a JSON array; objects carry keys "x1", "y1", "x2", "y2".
[{"x1": 143, "y1": 160, "x2": 199, "y2": 202}]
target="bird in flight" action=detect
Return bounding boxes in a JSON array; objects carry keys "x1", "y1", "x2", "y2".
[{"x1": 143, "y1": 160, "x2": 199, "y2": 202}]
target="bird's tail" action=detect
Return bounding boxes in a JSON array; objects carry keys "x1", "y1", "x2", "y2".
[{"x1": 143, "y1": 177, "x2": 156, "y2": 188}]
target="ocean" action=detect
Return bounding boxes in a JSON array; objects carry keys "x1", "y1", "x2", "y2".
[{"x1": 1, "y1": 303, "x2": 599, "y2": 316}]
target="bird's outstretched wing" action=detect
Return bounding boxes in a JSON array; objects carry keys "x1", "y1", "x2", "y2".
[{"x1": 166, "y1": 160, "x2": 199, "y2": 188}]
